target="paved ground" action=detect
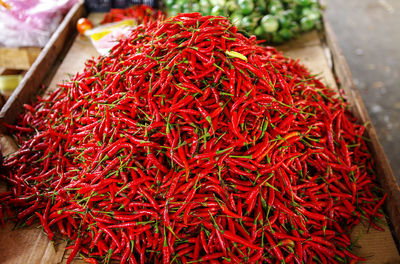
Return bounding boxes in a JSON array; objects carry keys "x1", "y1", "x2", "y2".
[{"x1": 325, "y1": 0, "x2": 400, "y2": 181}]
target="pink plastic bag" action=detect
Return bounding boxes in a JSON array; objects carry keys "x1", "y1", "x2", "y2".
[{"x1": 0, "y1": 0, "x2": 78, "y2": 47}]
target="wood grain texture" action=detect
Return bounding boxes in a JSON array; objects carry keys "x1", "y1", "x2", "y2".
[
  {"x1": 46, "y1": 34, "x2": 101, "y2": 95},
  {"x1": 351, "y1": 223, "x2": 400, "y2": 263},
  {"x1": 278, "y1": 31, "x2": 337, "y2": 90},
  {"x1": 0, "y1": 222, "x2": 66, "y2": 264}
]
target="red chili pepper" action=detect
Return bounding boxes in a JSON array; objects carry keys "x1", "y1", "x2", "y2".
[
  {"x1": 35, "y1": 211, "x2": 54, "y2": 241},
  {"x1": 0, "y1": 12, "x2": 385, "y2": 264},
  {"x1": 66, "y1": 237, "x2": 82, "y2": 264},
  {"x1": 223, "y1": 229, "x2": 261, "y2": 250}
]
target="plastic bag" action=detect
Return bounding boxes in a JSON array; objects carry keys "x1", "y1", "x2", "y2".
[
  {"x1": 0, "y1": 0, "x2": 78, "y2": 47},
  {"x1": 85, "y1": 19, "x2": 137, "y2": 55},
  {"x1": 84, "y1": 5, "x2": 163, "y2": 55}
]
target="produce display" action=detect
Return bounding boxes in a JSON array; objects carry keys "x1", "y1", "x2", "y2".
[
  {"x1": 165, "y1": 0, "x2": 323, "y2": 44},
  {"x1": 100, "y1": 4, "x2": 163, "y2": 24},
  {"x1": 0, "y1": 12, "x2": 386, "y2": 264}
]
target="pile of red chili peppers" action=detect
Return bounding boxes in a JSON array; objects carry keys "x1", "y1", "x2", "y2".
[
  {"x1": 0, "y1": 13, "x2": 386, "y2": 264},
  {"x1": 100, "y1": 5, "x2": 162, "y2": 25}
]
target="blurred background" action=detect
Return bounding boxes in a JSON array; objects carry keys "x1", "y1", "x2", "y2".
[{"x1": 325, "y1": 0, "x2": 400, "y2": 182}]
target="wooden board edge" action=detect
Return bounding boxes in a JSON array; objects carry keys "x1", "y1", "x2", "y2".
[
  {"x1": 321, "y1": 15, "x2": 400, "y2": 248},
  {"x1": 0, "y1": 2, "x2": 87, "y2": 129}
]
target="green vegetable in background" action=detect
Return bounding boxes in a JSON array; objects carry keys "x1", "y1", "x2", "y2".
[
  {"x1": 261, "y1": 15, "x2": 279, "y2": 33},
  {"x1": 256, "y1": 0, "x2": 267, "y2": 13},
  {"x1": 165, "y1": 0, "x2": 323, "y2": 44},
  {"x1": 238, "y1": 0, "x2": 254, "y2": 15},
  {"x1": 230, "y1": 11, "x2": 243, "y2": 26},
  {"x1": 268, "y1": 0, "x2": 284, "y2": 14}
]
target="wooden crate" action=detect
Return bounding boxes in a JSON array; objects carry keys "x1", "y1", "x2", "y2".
[
  {"x1": 0, "y1": 3, "x2": 86, "y2": 127},
  {"x1": 0, "y1": 3, "x2": 399, "y2": 263}
]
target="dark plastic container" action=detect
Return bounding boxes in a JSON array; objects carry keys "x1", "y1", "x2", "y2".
[
  {"x1": 84, "y1": 0, "x2": 112, "y2": 12},
  {"x1": 84, "y1": 0, "x2": 159, "y2": 12}
]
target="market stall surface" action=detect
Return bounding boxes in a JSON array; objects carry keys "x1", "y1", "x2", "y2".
[
  {"x1": 0, "y1": 5, "x2": 399, "y2": 264},
  {"x1": 326, "y1": 0, "x2": 400, "y2": 183}
]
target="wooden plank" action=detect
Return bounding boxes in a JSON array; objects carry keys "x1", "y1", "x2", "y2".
[
  {"x1": 0, "y1": 47, "x2": 41, "y2": 70},
  {"x1": 323, "y1": 16, "x2": 400, "y2": 247},
  {"x1": 0, "y1": 2, "x2": 87, "y2": 129},
  {"x1": 46, "y1": 34, "x2": 100, "y2": 95},
  {"x1": 45, "y1": 13, "x2": 103, "y2": 95},
  {"x1": 351, "y1": 224, "x2": 400, "y2": 263},
  {"x1": 0, "y1": 223, "x2": 66, "y2": 264},
  {"x1": 278, "y1": 31, "x2": 337, "y2": 90},
  {"x1": 277, "y1": 31, "x2": 322, "y2": 50}
]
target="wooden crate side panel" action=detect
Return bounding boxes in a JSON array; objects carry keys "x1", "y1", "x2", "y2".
[
  {"x1": 0, "y1": 3, "x2": 86, "y2": 127},
  {"x1": 323, "y1": 17, "x2": 400, "y2": 246}
]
